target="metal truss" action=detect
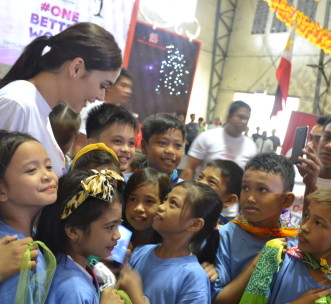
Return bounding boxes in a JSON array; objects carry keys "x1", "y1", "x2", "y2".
[{"x1": 206, "y1": 0, "x2": 238, "y2": 123}]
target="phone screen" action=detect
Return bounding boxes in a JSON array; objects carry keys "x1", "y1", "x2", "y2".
[
  {"x1": 291, "y1": 126, "x2": 308, "y2": 164},
  {"x1": 108, "y1": 225, "x2": 132, "y2": 264}
]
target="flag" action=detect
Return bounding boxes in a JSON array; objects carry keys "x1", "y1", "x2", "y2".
[{"x1": 270, "y1": 23, "x2": 296, "y2": 118}]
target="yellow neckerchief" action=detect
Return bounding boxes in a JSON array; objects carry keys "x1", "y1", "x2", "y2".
[{"x1": 231, "y1": 216, "x2": 298, "y2": 238}]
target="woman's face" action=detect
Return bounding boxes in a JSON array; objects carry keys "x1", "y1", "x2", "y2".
[{"x1": 66, "y1": 68, "x2": 121, "y2": 113}]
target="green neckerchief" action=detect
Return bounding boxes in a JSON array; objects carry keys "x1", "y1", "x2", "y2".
[{"x1": 14, "y1": 240, "x2": 56, "y2": 304}]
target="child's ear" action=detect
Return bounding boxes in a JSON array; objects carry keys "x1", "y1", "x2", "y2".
[
  {"x1": 187, "y1": 218, "x2": 204, "y2": 232},
  {"x1": 281, "y1": 192, "x2": 295, "y2": 209},
  {"x1": 223, "y1": 194, "x2": 238, "y2": 208},
  {"x1": 86, "y1": 137, "x2": 97, "y2": 145},
  {"x1": 140, "y1": 139, "x2": 147, "y2": 155},
  {"x1": 0, "y1": 183, "x2": 8, "y2": 202},
  {"x1": 64, "y1": 225, "x2": 82, "y2": 242}
]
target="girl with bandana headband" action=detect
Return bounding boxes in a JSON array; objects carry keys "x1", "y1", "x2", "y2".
[
  {"x1": 37, "y1": 169, "x2": 126, "y2": 304},
  {"x1": 0, "y1": 130, "x2": 58, "y2": 303}
]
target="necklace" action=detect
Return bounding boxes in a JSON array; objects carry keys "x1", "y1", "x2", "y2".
[
  {"x1": 231, "y1": 216, "x2": 298, "y2": 238},
  {"x1": 287, "y1": 246, "x2": 331, "y2": 280}
]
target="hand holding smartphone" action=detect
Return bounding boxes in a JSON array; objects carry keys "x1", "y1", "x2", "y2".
[{"x1": 291, "y1": 126, "x2": 308, "y2": 164}]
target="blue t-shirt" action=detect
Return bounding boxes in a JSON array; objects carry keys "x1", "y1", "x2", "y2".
[
  {"x1": 130, "y1": 244, "x2": 211, "y2": 304},
  {"x1": 0, "y1": 220, "x2": 47, "y2": 304},
  {"x1": 212, "y1": 222, "x2": 275, "y2": 299},
  {"x1": 267, "y1": 239, "x2": 330, "y2": 304},
  {"x1": 46, "y1": 254, "x2": 99, "y2": 304}
]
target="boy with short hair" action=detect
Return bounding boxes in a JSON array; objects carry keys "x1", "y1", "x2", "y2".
[
  {"x1": 212, "y1": 153, "x2": 297, "y2": 304},
  {"x1": 85, "y1": 103, "x2": 138, "y2": 173},
  {"x1": 141, "y1": 113, "x2": 186, "y2": 185}
]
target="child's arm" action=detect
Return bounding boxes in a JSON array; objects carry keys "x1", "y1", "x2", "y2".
[
  {"x1": 116, "y1": 264, "x2": 146, "y2": 304},
  {"x1": 213, "y1": 252, "x2": 260, "y2": 304},
  {"x1": 288, "y1": 287, "x2": 331, "y2": 304},
  {"x1": 0, "y1": 235, "x2": 38, "y2": 282}
]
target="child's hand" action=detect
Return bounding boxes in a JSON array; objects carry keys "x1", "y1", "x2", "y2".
[
  {"x1": 297, "y1": 143, "x2": 321, "y2": 191},
  {"x1": 289, "y1": 287, "x2": 331, "y2": 304},
  {"x1": 116, "y1": 264, "x2": 146, "y2": 304},
  {"x1": 100, "y1": 286, "x2": 124, "y2": 304},
  {"x1": 201, "y1": 261, "x2": 218, "y2": 283},
  {"x1": 0, "y1": 235, "x2": 38, "y2": 282}
]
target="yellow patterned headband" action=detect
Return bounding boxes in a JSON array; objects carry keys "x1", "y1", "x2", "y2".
[
  {"x1": 70, "y1": 143, "x2": 119, "y2": 171},
  {"x1": 60, "y1": 169, "x2": 124, "y2": 220}
]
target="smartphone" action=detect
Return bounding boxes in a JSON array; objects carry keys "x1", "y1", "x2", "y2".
[
  {"x1": 108, "y1": 225, "x2": 132, "y2": 265},
  {"x1": 291, "y1": 126, "x2": 308, "y2": 164}
]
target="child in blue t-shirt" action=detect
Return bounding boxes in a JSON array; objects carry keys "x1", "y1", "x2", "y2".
[
  {"x1": 267, "y1": 189, "x2": 331, "y2": 304},
  {"x1": 0, "y1": 130, "x2": 58, "y2": 303},
  {"x1": 213, "y1": 153, "x2": 297, "y2": 303},
  {"x1": 117, "y1": 181, "x2": 222, "y2": 304}
]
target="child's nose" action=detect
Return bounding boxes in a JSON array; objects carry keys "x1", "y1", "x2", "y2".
[
  {"x1": 113, "y1": 226, "x2": 121, "y2": 241},
  {"x1": 164, "y1": 145, "x2": 174, "y2": 154},
  {"x1": 134, "y1": 202, "x2": 144, "y2": 212}
]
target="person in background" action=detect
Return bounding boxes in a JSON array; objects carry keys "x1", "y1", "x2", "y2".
[
  {"x1": 181, "y1": 101, "x2": 256, "y2": 220},
  {"x1": 255, "y1": 131, "x2": 274, "y2": 154},
  {"x1": 185, "y1": 113, "x2": 199, "y2": 154},
  {"x1": 208, "y1": 115, "x2": 222, "y2": 130},
  {"x1": 198, "y1": 117, "x2": 205, "y2": 133},
  {"x1": 310, "y1": 115, "x2": 331, "y2": 152},
  {"x1": 73, "y1": 68, "x2": 133, "y2": 156},
  {"x1": 49, "y1": 104, "x2": 81, "y2": 172},
  {"x1": 268, "y1": 129, "x2": 281, "y2": 152},
  {"x1": 252, "y1": 127, "x2": 261, "y2": 142},
  {"x1": 0, "y1": 22, "x2": 122, "y2": 176}
]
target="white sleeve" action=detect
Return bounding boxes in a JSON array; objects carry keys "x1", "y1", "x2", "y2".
[
  {"x1": 0, "y1": 98, "x2": 27, "y2": 132},
  {"x1": 188, "y1": 132, "x2": 208, "y2": 160}
]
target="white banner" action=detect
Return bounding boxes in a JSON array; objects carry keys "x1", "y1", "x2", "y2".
[{"x1": 0, "y1": 0, "x2": 136, "y2": 75}]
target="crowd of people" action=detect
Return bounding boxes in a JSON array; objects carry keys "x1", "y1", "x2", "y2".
[{"x1": 0, "y1": 21, "x2": 330, "y2": 304}]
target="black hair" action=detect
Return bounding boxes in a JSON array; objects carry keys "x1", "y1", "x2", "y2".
[
  {"x1": 322, "y1": 117, "x2": 331, "y2": 130},
  {"x1": 124, "y1": 168, "x2": 171, "y2": 204},
  {"x1": 36, "y1": 169, "x2": 122, "y2": 255},
  {"x1": 245, "y1": 153, "x2": 295, "y2": 192},
  {"x1": 317, "y1": 115, "x2": 331, "y2": 126},
  {"x1": 0, "y1": 130, "x2": 37, "y2": 181},
  {"x1": 122, "y1": 168, "x2": 171, "y2": 245},
  {"x1": 175, "y1": 181, "x2": 222, "y2": 263},
  {"x1": 142, "y1": 113, "x2": 186, "y2": 143},
  {"x1": 228, "y1": 100, "x2": 251, "y2": 117},
  {"x1": 118, "y1": 68, "x2": 132, "y2": 81},
  {"x1": 0, "y1": 22, "x2": 122, "y2": 88},
  {"x1": 86, "y1": 103, "x2": 138, "y2": 139},
  {"x1": 206, "y1": 159, "x2": 244, "y2": 197},
  {"x1": 49, "y1": 103, "x2": 81, "y2": 154},
  {"x1": 72, "y1": 150, "x2": 120, "y2": 173}
]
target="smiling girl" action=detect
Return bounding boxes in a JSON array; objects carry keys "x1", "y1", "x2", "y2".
[
  {"x1": 118, "y1": 181, "x2": 222, "y2": 304},
  {"x1": 0, "y1": 130, "x2": 58, "y2": 303},
  {"x1": 123, "y1": 168, "x2": 171, "y2": 250},
  {"x1": 37, "y1": 169, "x2": 125, "y2": 303},
  {"x1": 0, "y1": 22, "x2": 122, "y2": 176}
]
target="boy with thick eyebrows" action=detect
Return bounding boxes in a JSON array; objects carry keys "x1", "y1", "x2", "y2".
[
  {"x1": 212, "y1": 153, "x2": 297, "y2": 304},
  {"x1": 141, "y1": 113, "x2": 186, "y2": 186}
]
